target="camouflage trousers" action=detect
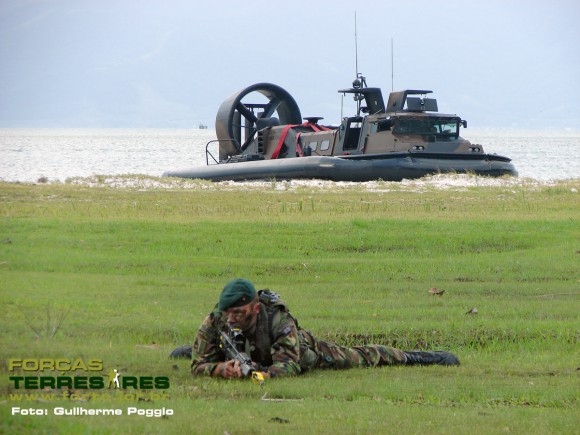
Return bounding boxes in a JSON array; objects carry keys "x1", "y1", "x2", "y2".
[{"x1": 298, "y1": 330, "x2": 406, "y2": 371}]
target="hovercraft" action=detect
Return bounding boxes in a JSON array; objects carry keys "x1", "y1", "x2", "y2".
[{"x1": 163, "y1": 75, "x2": 517, "y2": 182}]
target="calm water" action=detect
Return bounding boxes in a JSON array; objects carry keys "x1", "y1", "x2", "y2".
[{"x1": 0, "y1": 128, "x2": 578, "y2": 183}]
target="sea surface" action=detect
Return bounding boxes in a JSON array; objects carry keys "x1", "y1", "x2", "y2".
[{"x1": 0, "y1": 128, "x2": 578, "y2": 183}]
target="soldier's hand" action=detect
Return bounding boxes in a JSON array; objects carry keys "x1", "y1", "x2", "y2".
[
  {"x1": 232, "y1": 360, "x2": 242, "y2": 378},
  {"x1": 218, "y1": 360, "x2": 242, "y2": 379}
]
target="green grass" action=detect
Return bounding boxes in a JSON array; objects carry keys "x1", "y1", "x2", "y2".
[{"x1": 0, "y1": 177, "x2": 579, "y2": 434}]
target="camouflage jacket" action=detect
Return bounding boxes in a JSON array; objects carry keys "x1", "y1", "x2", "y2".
[{"x1": 191, "y1": 302, "x2": 303, "y2": 378}]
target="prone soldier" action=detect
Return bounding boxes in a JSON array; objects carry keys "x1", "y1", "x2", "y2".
[{"x1": 184, "y1": 278, "x2": 459, "y2": 380}]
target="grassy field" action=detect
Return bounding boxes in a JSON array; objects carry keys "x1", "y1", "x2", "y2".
[{"x1": 0, "y1": 176, "x2": 579, "y2": 434}]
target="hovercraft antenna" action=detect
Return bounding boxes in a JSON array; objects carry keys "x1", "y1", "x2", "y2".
[
  {"x1": 391, "y1": 38, "x2": 394, "y2": 92},
  {"x1": 338, "y1": 12, "x2": 369, "y2": 117},
  {"x1": 354, "y1": 11, "x2": 359, "y2": 80},
  {"x1": 352, "y1": 12, "x2": 367, "y2": 115}
]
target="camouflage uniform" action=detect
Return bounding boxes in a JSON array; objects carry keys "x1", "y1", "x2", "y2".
[{"x1": 191, "y1": 300, "x2": 406, "y2": 378}]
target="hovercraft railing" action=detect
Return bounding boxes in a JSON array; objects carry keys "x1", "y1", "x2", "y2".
[{"x1": 205, "y1": 139, "x2": 240, "y2": 165}]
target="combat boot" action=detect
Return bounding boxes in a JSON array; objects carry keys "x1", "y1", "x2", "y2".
[
  {"x1": 169, "y1": 345, "x2": 192, "y2": 359},
  {"x1": 403, "y1": 351, "x2": 460, "y2": 366}
]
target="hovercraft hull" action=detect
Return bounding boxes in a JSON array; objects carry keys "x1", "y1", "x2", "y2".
[{"x1": 162, "y1": 153, "x2": 517, "y2": 182}]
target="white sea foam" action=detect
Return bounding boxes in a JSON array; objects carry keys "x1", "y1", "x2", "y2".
[{"x1": 62, "y1": 173, "x2": 568, "y2": 192}]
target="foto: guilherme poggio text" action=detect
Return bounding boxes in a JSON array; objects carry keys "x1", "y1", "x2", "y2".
[{"x1": 12, "y1": 407, "x2": 174, "y2": 417}]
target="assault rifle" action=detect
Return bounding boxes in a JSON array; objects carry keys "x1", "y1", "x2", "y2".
[{"x1": 219, "y1": 329, "x2": 265, "y2": 385}]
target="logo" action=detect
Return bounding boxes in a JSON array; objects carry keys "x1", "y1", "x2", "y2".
[
  {"x1": 8, "y1": 358, "x2": 170, "y2": 390},
  {"x1": 107, "y1": 369, "x2": 121, "y2": 389}
]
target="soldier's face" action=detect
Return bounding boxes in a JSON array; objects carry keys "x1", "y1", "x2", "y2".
[{"x1": 225, "y1": 301, "x2": 260, "y2": 332}]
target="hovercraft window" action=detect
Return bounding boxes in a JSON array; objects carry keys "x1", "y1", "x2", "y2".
[
  {"x1": 375, "y1": 119, "x2": 393, "y2": 132},
  {"x1": 308, "y1": 141, "x2": 318, "y2": 151},
  {"x1": 320, "y1": 140, "x2": 330, "y2": 151},
  {"x1": 343, "y1": 121, "x2": 362, "y2": 150},
  {"x1": 394, "y1": 118, "x2": 459, "y2": 138}
]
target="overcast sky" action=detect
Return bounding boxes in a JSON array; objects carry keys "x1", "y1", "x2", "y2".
[{"x1": 1, "y1": 0, "x2": 579, "y2": 129}]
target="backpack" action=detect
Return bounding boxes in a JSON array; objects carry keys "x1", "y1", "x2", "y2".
[{"x1": 257, "y1": 288, "x2": 300, "y2": 334}]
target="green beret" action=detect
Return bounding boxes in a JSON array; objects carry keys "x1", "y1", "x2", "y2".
[{"x1": 218, "y1": 279, "x2": 257, "y2": 311}]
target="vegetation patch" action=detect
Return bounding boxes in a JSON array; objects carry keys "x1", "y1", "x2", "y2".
[{"x1": 0, "y1": 177, "x2": 578, "y2": 433}]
